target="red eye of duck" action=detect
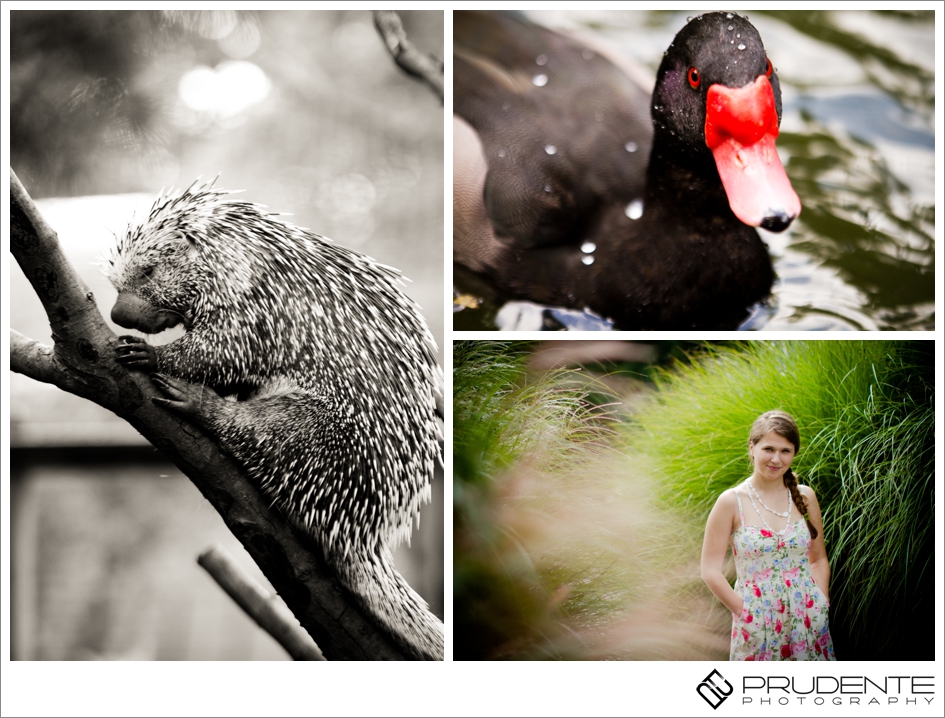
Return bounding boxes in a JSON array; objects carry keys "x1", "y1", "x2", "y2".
[
  {"x1": 688, "y1": 67, "x2": 701, "y2": 88},
  {"x1": 765, "y1": 58, "x2": 773, "y2": 78}
]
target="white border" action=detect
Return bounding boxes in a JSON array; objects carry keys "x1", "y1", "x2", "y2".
[{"x1": 3, "y1": 2, "x2": 942, "y2": 717}]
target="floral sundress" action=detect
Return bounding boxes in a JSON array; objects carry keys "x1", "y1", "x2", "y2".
[{"x1": 730, "y1": 486, "x2": 836, "y2": 661}]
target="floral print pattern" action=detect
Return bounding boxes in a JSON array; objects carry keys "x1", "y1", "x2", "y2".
[{"x1": 730, "y1": 488, "x2": 836, "y2": 661}]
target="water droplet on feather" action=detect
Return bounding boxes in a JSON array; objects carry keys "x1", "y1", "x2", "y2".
[{"x1": 625, "y1": 199, "x2": 644, "y2": 220}]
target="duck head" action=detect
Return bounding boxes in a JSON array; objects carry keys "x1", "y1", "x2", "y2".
[{"x1": 653, "y1": 12, "x2": 800, "y2": 231}]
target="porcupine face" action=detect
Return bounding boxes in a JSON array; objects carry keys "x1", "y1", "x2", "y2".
[{"x1": 106, "y1": 188, "x2": 215, "y2": 333}]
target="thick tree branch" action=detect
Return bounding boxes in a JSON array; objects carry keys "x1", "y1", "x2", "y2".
[
  {"x1": 374, "y1": 11, "x2": 444, "y2": 104},
  {"x1": 9, "y1": 167, "x2": 407, "y2": 660}
]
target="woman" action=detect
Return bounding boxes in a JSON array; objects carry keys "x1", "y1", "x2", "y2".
[{"x1": 701, "y1": 410, "x2": 836, "y2": 660}]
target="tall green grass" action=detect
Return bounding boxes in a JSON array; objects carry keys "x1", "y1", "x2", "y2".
[
  {"x1": 626, "y1": 340, "x2": 933, "y2": 659},
  {"x1": 453, "y1": 341, "x2": 605, "y2": 491}
]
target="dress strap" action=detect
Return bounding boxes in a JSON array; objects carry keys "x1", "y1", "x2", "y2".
[{"x1": 734, "y1": 486, "x2": 746, "y2": 527}]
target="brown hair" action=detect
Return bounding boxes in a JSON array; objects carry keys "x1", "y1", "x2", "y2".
[{"x1": 748, "y1": 410, "x2": 818, "y2": 540}]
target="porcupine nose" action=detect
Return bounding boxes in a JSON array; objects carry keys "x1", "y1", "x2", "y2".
[{"x1": 111, "y1": 296, "x2": 134, "y2": 328}]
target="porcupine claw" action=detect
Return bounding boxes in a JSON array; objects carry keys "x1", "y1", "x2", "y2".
[
  {"x1": 149, "y1": 372, "x2": 186, "y2": 405},
  {"x1": 150, "y1": 372, "x2": 221, "y2": 420},
  {"x1": 115, "y1": 335, "x2": 158, "y2": 371}
]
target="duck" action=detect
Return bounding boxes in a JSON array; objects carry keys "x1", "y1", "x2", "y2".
[{"x1": 454, "y1": 11, "x2": 801, "y2": 330}]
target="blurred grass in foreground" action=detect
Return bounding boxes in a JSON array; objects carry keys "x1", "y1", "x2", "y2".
[{"x1": 453, "y1": 341, "x2": 726, "y2": 660}]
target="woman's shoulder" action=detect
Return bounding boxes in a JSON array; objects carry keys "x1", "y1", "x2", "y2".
[
  {"x1": 706, "y1": 485, "x2": 741, "y2": 530},
  {"x1": 795, "y1": 482, "x2": 824, "y2": 511},
  {"x1": 795, "y1": 481, "x2": 818, "y2": 500},
  {"x1": 713, "y1": 486, "x2": 741, "y2": 511}
]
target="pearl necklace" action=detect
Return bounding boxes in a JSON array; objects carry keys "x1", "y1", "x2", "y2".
[
  {"x1": 746, "y1": 480, "x2": 792, "y2": 535},
  {"x1": 748, "y1": 479, "x2": 791, "y2": 518}
]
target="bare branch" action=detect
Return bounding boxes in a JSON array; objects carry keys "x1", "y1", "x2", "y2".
[
  {"x1": 9, "y1": 167, "x2": 407, "y2": 660},
  {"x1": 198, "y1": 544, "x2": 325, "y2": 661},
  {"x1": 374, "y1": 11, "x2": 444, "y2": 104},
  {"x1": 10, "y1": 330, "x2": 59, "y2": 385}
]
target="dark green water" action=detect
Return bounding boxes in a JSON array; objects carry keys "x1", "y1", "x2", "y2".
[{"x1": 453, "y1": 10, "x2": 935, "y2": 331}]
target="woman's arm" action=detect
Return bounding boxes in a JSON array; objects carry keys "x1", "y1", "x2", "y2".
[
  {"x1": 701, "y1": 490, "x2": 743, "y2": 616},
  {"x1": 802, "y1": 485, "x2": 830, "y2": 603}
]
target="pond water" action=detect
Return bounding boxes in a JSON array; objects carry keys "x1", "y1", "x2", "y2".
[{"x1": 453, "y1": 10, "x2": 935, "y2": 331}]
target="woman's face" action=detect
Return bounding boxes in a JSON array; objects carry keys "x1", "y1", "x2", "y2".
[{"x1": 749, "y1": 431, "x2": 796, "y2": 483}]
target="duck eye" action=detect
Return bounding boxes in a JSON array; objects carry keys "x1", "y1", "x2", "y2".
[
  {"x1": 688, "y1": 66, "x2": 701, "y2": 89},
  {"x1": 765, "y1": 58, "x2": 773, "y2": 78}
]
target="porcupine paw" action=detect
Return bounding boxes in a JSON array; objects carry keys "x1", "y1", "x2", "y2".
[
  {"x1": 115, "y1": 335, "x2": 158, "y2": 371},
  {"x1": 149, "y1": 372, "x2": 220, "y2": 420}
]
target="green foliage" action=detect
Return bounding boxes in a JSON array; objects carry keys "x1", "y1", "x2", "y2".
[
  {"x1": 452, "y1": 341, "x2": 533, "y2": 490},
  {"x1": 627, "y1": 340, "x2": 933, "y2": 658}
]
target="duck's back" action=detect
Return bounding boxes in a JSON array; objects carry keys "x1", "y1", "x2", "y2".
[{"x1": 454, "y1": 11, "x2": 653, "y2": 250}]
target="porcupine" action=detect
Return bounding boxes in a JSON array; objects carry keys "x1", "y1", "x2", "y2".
[{"x1": 106, "y1": 180, "x2": 444, "y2": 660}]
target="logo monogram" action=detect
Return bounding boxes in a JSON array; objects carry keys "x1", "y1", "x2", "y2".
[{"x1": 697, "y1": 669, "x2": 734, "y2": 709}]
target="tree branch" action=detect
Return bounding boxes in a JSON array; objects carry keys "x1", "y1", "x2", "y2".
[
  {"x1": 374, "y1": 11, "x2": 444, "y2": 104},
  {"x1": 10, "y1": 330, "x2": 60, "y2": 385},
  {"x1": 198, "y1": 544, "x2": 325, "y2": 661},
  {"x1": 9, "y1": 167, "x2": 407, "y2": 660}
]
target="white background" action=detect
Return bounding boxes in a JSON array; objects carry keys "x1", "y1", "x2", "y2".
[{"x1": 3, "y1": 1, "x2": 943, "y2": 717}]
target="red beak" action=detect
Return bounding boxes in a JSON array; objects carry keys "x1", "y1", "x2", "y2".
[{"x1": 705, "y1": 75, "x2": 801, "y2": 232}]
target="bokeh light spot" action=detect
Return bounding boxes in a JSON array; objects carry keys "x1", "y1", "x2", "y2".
[{"x1": 178, "y1": 61, "x2": 271, "y2": 118}]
